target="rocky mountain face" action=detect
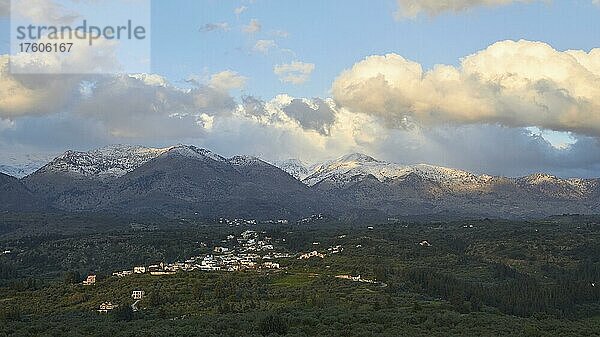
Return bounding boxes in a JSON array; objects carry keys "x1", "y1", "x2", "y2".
[
  {"x1": 286, "y1": 154, "x2": 600, "y2": 218},
  {"x1": 272, "y1": 159, "x2": 310, "y2": 180},
  {"x1": 21, "y1": 145, "x2": 328, "y2": 219},
  {"x1": 2, "y1": 145, "x2": 599, "y2": 219}
]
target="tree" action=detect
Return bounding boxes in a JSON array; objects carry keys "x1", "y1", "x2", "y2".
[
  {"x1": 258, "y1": 313, "x2": 288, "y2": 336},
  {"x1": 112, "y1": 305, "x2": 134, "y2": 322},
  {"x1": 64, "y1": 270, "x2": 81, "y2": 285}
]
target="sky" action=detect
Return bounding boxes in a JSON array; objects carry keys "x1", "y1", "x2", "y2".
[{"x1": 0, "y1": 0, "x2": 600, "y2": 177}]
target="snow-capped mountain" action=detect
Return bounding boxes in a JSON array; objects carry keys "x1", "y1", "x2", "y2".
[
  {"x1": 32, "y1": 145, "x2": 225, "y2": 179},
  {"x1": 0, "y1": 154, "x2": 56, "y2": 178},
  {"x1": 0, "y1": 163, "x2": 43, "y2": 179},
  {"x1": 2, "y1": 145, "x2": 599, "y2": 219},
  {"x1": 272, "y1": 159, "x2": 310, "y2": 180},
  {"x1": 302, "y1": 153, "x2": 489, "y2": 188},
  {"x1": 300, "y1": 153, "x2": 600, "y2": 198},
  {"x1": 19, "y1": 145, "x2": 327, "y2": 218}
]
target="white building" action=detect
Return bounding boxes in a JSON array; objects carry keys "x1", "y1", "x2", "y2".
[
  {"x1": 263, "y1": 262, "x2": 280, "y2": 269},
  {"x1": 98, "y1": 302, "x2": 118, "y2": 313},
  {"x1": 132, "y1": 290, "x2": 145, "y2": 300},
  {"x1": 299, "y1": 251, "x2": 325, "y2": 260},
  {"x1": 83, "y1": 274, "x2": 96, "y2": 286}
]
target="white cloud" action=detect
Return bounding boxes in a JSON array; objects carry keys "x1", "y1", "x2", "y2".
[
  {"x1": 70, "y1": 75, "x2": 236, "y2": 139},
  {"x1": 234, "y1": 6, "x2": 247, "y2": 17},
  {"x1": 243, "y1": 19, "x2": 262, "y2": 34},
  {"x1": 11, "y1": 0, "x2": 80, "y2": 24},
  {"x1": 395, "y1": 0, "x2": 536, "y2": 18},
  {"x1": 332, "y1": 40, "x2": 600, "y2": 137},
  {"x1": 274, "y1": 61, "x2": 315, "y2": 85},
  {"x1": 209, "y1": 70, "x2": 248, "y2": 91},
  {"x1": 253, "y1": 40, "x2": 277, "y2": 54},
  {"x1": 199, "y1": 22, "x2": 230, "y2": 33},
  {"x1": 0, "y1": 55, "x2": 84, "y2": 118},
  {"x1": 0, "y1": 33, "x2": 130, "y2": 117},
  {"x1": 239, "y1": 95, "x2": 337, "y2": 136}
]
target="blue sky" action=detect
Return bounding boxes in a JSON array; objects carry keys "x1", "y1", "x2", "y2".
[
  {"x1": 1, "y1": 0, "x2": 600, "y2": 177},
  {"x1": 151, "y1": 0, "x2": 600, "y2": 99}
]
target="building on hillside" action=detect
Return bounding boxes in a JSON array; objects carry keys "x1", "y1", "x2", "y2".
[
  {"x1": 132, "y1": 290, "x2": 145, "y2": 300},
  {"x1": 418, "y1": 240, "x2": 432, "y2": 247},
  {"x1": 83, "y1": 274, "x2": 96, "y2": 286},
  {"x1": 112, "y1": 270, "x2": 133, "y2": 278},
  {"x1": 263, "y1": 262, "x2": 280, "y2": 269},
  {"x1": 98, "y1": 302, "x2": 118, "y2": 313},
  {"x1": 134, "y1": 266, "x2": 147, "y2": 274},
  {"x1": 298, "y1": 251, "x2": 325, "y2": 260},
  {"x1": 213, "y1": 246, "x2": 229, "y2": 253}
]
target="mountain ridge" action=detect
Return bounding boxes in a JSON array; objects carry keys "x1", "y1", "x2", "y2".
[{"x1": 1, "y1": 145, "x2": 598, "y2": 220}]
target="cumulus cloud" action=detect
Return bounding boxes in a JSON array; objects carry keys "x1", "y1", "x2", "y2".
[
  {"x1": 3, "y1": 76, "x2": 600, "y2": 178},
  {"x1": 253, "y1": 40, "x2": 277, "y2": 54},
  {"x1": 395, "y1": 0, "x2": 536, "y2": 18},
  {"x1": 243, "y1": 19, "x2": 261, "y2": 34},
  {"x1": 70, "y1": 75, "x2": 236, "y2": 139},
  {"x1": 209, "y1": 70, "x2": 248, "y2": 91},
  {"x1": 274, "y1": 61, "x2": 315, "y2": 84},
  {"x1": 0, "y1": 55, "x2": 82, "y2": 118},
  {"x1": 11, "y1": 0, "x2": 80, "y2": 24},
  {"x1": 199, "y1": 22, "x2": 230, "y2": 33},
  {"x1": 239, "y1": 95, "x2": 337, "y2": 136},
  {"x1": 0, "y1": 50, "x2": 238, "y2": 139},
  {"x1": 0, "y1": 34, "x2": 124, "y2": 118},
  {"x1": 332, "y1": 40, "x2": 600, "y2": 137}
]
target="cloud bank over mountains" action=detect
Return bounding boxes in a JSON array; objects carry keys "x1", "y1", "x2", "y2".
[{"x1": 1, "y1": 39, "x2": 600, "y2": 178}]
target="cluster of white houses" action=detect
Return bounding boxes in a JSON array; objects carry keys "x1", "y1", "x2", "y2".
[
  {"x1": 112, "y1": 230, "x2": 293, "y2": 278},
  {"x1": 91, "y1": 231, "x2": 351, "y2": 313},
  {"x1": 110, "y1": 230, "x2": 348, "y2": 279},
  {"x1": 218, "y1": 218, "x2": 258, "y2": 226}
]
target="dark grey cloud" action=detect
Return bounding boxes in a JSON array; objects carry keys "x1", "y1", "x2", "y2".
[
  {"x1": 375, "y1": 124, "x2": 600, "y2": 178},
  {"x1": 282, "y1": 98, "x2": 336, "y2": 136}
]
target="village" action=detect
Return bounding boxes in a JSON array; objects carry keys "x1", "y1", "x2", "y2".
[{"x1": 83, "y1": 229, "x2": 351, "y2": 314}]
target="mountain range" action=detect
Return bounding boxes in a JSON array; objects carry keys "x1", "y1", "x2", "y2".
[{"x1": 1, "y1": 145, "x2": 599, "y2": 220}]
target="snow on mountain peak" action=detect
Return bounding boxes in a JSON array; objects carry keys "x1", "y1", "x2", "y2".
[
  {"x1": 37, "y1": 144, "x2": 224, "y2": 179},
  {"x1": 164, "y1": 145, "x2": 225, "y2": 162},
  {"x1": 302, "y1": 153, "x2": 485, "y2": 187},
  {"x1": 336, "y1": 153, "x2": 379, "y2": 164},
  {"x1": 272, "y1": 159, "x2": 310, "y2": 180},
  {"x1": 227, "y1": 155, "x2": 266, "y2": 167},
  {"x1": 39, "y1": 145, "x2": 171, "y2": 178}
]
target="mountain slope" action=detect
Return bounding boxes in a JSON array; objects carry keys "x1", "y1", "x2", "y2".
[
  {"x1": 301, "y1": 153, "x2": 600, "y2": 218},
  {"x1": 24, "y1": 145, "x2": 329, "y2": 219},
  {"x1": 272, "y1": 159, "x2": 310, "y2": 180},
  {"x1": 0, "y1": 173, "x2": 45, "y2": 212},
  {"x1": 16, "y1": 146, "x2": 600, "y2": 219}
]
